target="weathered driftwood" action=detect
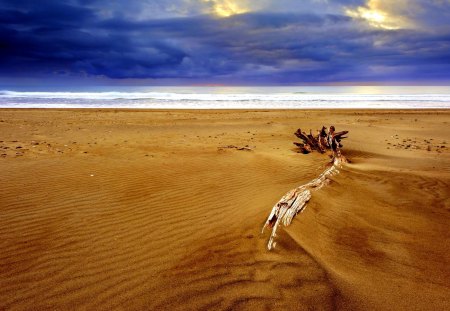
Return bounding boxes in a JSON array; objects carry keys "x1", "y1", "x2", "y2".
[
  {"x1": 262, "y1": 126, "x2": 348, "y2": 250},
  {"x1": 294, "y1": 126, "x2": 348, "y2": 157}
]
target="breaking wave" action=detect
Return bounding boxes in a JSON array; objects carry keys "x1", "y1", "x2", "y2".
[{"x1": 1, "y1": 88, "x2": 449, "y2": 109}]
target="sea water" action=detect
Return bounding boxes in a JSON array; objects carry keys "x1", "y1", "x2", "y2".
[{"x1": 1, "y1": 86, "x2": 450, "y2": 109}]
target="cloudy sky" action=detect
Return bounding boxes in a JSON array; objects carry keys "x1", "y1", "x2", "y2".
[{"x1": 1, "y1": 0, "x2": 450, "y2": 85}]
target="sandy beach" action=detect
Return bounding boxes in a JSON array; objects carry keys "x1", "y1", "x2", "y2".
[{"x1": 0, "y1": 109, "x2": 449, "y2": 310}]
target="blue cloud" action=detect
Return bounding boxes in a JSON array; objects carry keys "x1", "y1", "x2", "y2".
[{"x1": 0, "y1": 0, "x2": 449, "y2": 83}]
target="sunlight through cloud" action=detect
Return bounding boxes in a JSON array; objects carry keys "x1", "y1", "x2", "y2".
[
  {"x1": 202, "y1": 0, "x2": 249, "y2": 17},
  {"x1": 345, "y1": 0, "x2": 412, "y2": 30}
]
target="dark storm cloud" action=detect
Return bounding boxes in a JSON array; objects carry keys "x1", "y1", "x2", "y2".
[{"x1": 0, "y1": 0, "x2": 449, "y2": 83}]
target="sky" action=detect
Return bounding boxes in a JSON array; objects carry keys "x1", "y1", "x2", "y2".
[{"x1": 1, "y1": 0, "x2": 450, "y2": 86}]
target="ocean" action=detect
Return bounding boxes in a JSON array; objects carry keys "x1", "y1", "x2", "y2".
[{"x1": 1, "y1": 86, "x2": 450, "y2": 109}]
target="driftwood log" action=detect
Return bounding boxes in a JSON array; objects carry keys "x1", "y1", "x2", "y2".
[
  {"x1": 262, "y1": 126, "x2": 348, "y2": 250},
  {"x1": 294, "y1": 126, "x2": 348, "y2": 157}
]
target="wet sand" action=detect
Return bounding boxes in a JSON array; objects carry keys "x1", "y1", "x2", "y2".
[{"x1": 0, "y1": 109, "x2": 449, "y2": 310}]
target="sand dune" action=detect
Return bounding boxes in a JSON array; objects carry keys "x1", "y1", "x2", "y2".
[{"x1": 0, "y1": 109, "x2": 449, "y2": 310}]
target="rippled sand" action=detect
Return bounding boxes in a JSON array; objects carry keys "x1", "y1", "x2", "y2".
[{"x1": 0, "y1": 109, "x2": 449, "y2": 310}]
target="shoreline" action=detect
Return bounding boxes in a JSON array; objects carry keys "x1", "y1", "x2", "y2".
[
  {"x1": 1, "y1": 106, "x2": 449, "y2": 109},
  {"x1": 1, "y1": 107, "x2": 449, "y2": 111}
]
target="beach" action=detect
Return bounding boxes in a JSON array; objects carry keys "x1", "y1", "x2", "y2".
[{"x1": 0, "y1": 109, "x2": 449, "y2": 310}]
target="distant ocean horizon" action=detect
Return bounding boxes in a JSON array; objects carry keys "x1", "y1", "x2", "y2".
[{"x1": 1, "y1": 86, "x2": 450, "y2": 109}]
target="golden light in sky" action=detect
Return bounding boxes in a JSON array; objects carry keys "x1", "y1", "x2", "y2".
[
  {"x1": 345, "y1": 0, "x2": 411, "y2": 30},
  {"x1": 203, "y1": 0, "x2": 249, "y2": 17},
  {"x1": 345, "y1": 7, "x2": 394, "y2": 29}
]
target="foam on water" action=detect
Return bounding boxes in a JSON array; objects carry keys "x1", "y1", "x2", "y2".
[{"x1": 1, "y1": 87, "x2": 449, "y2": 109}]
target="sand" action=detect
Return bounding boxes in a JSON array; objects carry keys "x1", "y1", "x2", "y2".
[{"x1": 0, "y1": 109, "x2": 449, "y2": 310}]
